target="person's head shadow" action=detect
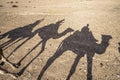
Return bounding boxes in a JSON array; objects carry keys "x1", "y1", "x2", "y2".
[
  {"x1": 0, "y1": 19, "x2": 44, "y2": 49},
  {"x1": 37, "y1": 24, "x2": 112, "y2": 80}
]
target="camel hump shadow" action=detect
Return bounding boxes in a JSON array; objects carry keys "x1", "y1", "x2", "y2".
[{"x1": 37, "y1": 24, "x2": 112, "y2": 80}]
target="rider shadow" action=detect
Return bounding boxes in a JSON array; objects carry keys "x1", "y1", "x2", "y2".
[
  {"x1": 37, "y1": 24, "x2": 112, "y2": 80},
  {"x1": 12, "y1": 19, "x2": 74, "y2": 76}
]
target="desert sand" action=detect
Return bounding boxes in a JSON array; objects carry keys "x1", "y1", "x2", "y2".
[{"x1": 0, "y1": 0, "x2": 120, "y2": 80}]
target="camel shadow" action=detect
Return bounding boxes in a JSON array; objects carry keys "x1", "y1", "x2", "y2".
[
  {"x1": 0, "y1": 19, "x2": 44, "y2": 55},
  {"x1": 37, "y1": 24, "x2": 112, "y2": 80},
  {"x1": 12, "y1": 19, "x2": 74, "y2": 76},
  {"x1": 0, "y1": 19, "x2": 44, "y2": 72}
]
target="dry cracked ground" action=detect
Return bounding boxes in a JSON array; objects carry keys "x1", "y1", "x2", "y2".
[{"x1": 0, "y1": 0, "x2": 120, "y2": 80}]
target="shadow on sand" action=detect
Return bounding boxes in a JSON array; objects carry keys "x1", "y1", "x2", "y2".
[
  {"x1": 37, "y1": 24, "x2": 112, "y2": 80},
  {"x1": 0, "y1": 20, "x2": 113, "y2": 80}
]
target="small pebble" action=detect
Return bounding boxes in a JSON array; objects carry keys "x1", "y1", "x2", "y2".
[
  {"x1": 0, "y1": 5, "x2": 3, "y2": 7},
  {"x1": 79, "y1": 68, "x2": 82, "y2": 70},
  {"x1": 100, "y1": 63, "x2": 103, "y2": 67},
  {"x1": 10, "y1": 1, "x2": 14, "y2": 4},
  {"x1": 116, "y1": 74, "x2": 120, "y2": 78},
  {"x1": 83, "y1": 69, "x2": 86, "y2": 72},
  {"x1": 12, "y1": 5, "x2": 18, "y2": 8}
]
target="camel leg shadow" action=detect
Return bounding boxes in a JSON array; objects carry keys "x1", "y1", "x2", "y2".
[
  {"x1": 66, "y1": 54, "x2": 83, "y2": 80},
  {"x1": 0, "y1": 39, "x2": 14, "y2": 48},
  {"x1": 3, "y1": 38, "x2": 23, "y2": 50},
  {"x1": 11, "y1": 40, "x2": 42, "y2": 68},
  {"x1": 37, "y1": 47, "x2": 66, "y2": 80},
  {"x1": 86, "y1": 52, "x2": 94, "y2": 80},
  {"x1": 7, "y1": 37, "x2": 33, "y2": 58},
  {"x1": 15, "y1": 39, "x2": 47, "y2": 76}
]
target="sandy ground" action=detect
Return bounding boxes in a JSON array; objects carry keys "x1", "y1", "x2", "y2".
[{"x1": 0, "y1": 0, "x2": 120, "y2": 80}]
